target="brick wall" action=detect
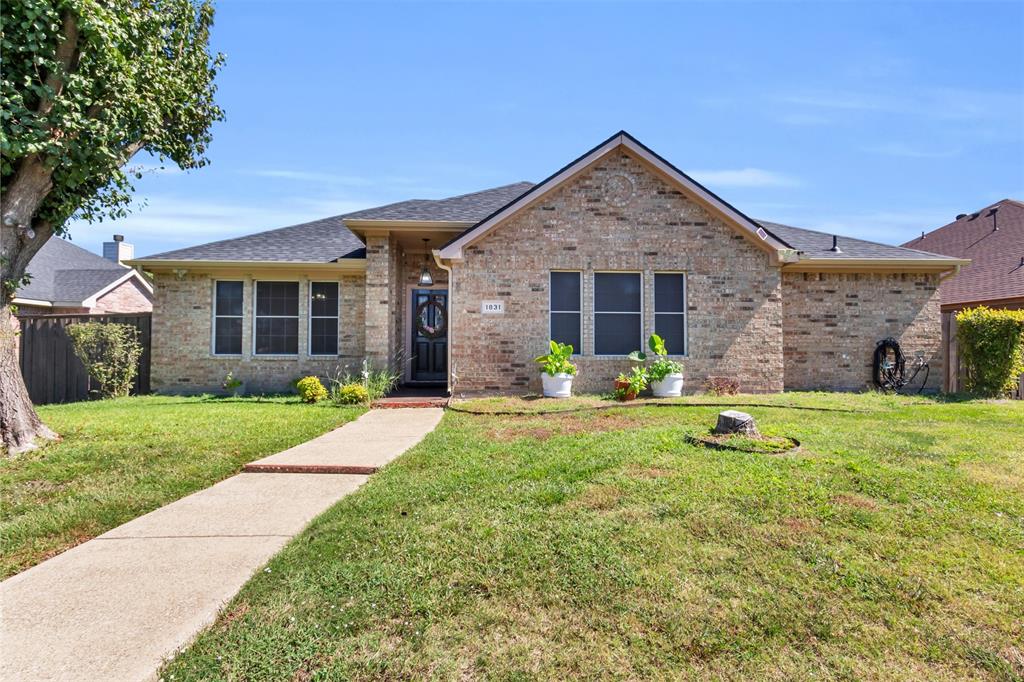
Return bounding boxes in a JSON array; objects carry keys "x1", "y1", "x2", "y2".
[
  {"x1": 151, "y1": 272, "x2": 365, "y2": 393},
  {"x1": 450, "y1": 149, "x2": 785, "y2": 394},
  {"x1": 782, "y1": 271, "x2": 943, "y2": 391},
  {"x1": 92, "y1": 277, "x2": 153, "y2": 314}
]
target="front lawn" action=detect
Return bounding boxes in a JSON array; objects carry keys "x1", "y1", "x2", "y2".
[
  {"x1": 163, "y1": 392, "x2": 1024, "y2": 680},
  {"x1": 0, "y1": 395, "x2": 364, "y2": 578}
]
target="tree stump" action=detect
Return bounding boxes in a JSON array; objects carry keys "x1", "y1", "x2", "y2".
[{"x1": 714, "y1": 410, "x2": 759, "y2": 436}]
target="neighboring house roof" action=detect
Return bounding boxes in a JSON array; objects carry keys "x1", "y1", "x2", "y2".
[
  {"x1": 901, "y1": 199, "x2": 1024, "y2": 307},
  {"x1": 140, "y1": 215, "x2": 367, "y2": 263},
  {"x1": 341, "y1": 182, "x2": 534, "y2": 222},
  {"x1": 16, "y1": 238, "x2": 152, "y2": 307}
]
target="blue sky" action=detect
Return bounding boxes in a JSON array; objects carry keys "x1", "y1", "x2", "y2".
[{"x1": 69, "y1": 1, "x2": 1024, "y2": 257}]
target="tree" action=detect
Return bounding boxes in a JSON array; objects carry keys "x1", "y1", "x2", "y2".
[{"x1": 1, "y1": 0, "x2": 224, "y2": 454}]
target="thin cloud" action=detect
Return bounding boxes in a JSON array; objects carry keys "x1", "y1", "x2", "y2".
[
  {"x1": 777, "y1": 88, "x2": 1023, "y2": 121},
  {"x1": 864, "y1": 143, "x2": 962, "y2": 159},
  {"x1": 770, "y1": 208, "x2": 959, "y2": 245},
  {"x1": 689, "y1": 168, "x2": 802, "y2": 188}
]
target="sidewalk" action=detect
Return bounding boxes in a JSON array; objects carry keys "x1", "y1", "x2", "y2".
[{"x1": 0, "y1": 407, "x2": 443, "y2": 682}]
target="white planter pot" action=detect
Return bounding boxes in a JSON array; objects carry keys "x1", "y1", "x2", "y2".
[
  {"x1": 651, "y1": 374, "x2": 684, "y2": 398},
  {"x1": 541, "y1": 372, "x2": 574, "y2": 398}
]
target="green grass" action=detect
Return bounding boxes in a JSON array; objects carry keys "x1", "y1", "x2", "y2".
[
  {"x1": 156, "y1": 392, "x2": 1023, "y2": 679},
  {"x1": 0, "y1": 395, "x2": 364, "y2": 578}
]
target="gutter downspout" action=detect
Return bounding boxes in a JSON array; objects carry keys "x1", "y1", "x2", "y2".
[
  {"x1": 432, "y1": 250, "x2": 454, "y2": 396},
  {"x1": 939, "y1": 264, "x2": 962, "y2": 283}
]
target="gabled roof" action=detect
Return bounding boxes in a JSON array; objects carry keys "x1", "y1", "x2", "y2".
[
  {"x1": 139, "y1": 215, "x2": 367, "y2": 263},
  {"x1": 17, "y1": 238, "x2": 150, "y2": 306},
  {"x1": 341, "y1": 182, "x2": 534, "y2": 222},
  {"x1": 901, "y1": 199, "x2": 1024, "y2": 306},
  {"x1": 438, "y1": 130, "x2": 793, "y2": 259}
]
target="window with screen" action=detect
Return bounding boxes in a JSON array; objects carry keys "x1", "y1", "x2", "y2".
[
  {"x1": 594, "y1": 272, "x2": 642, "y2": 355},
  {"x1": 309, "y1": 282, "x2": 339, "y2": 355},
  {"x1": 254, "y1": 281, "x2": 298, "y2": 355},
  {"x1": 654, "y1": 273, "x2": 687, "y2": 355},
  {"x1": 549, "y1": 271, "x2": 581, "y2": 353},
  {"x1": 213, "y1": 281, "x2": 243, "y2": 355}
]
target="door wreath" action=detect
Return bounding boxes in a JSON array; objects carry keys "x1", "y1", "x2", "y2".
[{"x1": 415, "y1": 298, "x2": 447, "y2": 339}]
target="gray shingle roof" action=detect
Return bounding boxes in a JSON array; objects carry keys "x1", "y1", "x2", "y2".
[
  {"x1": 19, "y1": 238, "x2": 130, "y2": 303},
  {"x1": 758, "y1": 220, "x2": 955, "y2": 260},
  {"x1": 341, "y1": 182, "x2": 534, "y2": 221},
  {"x1": 140, "y1": 215, "x2": 367, "y2": 263}
]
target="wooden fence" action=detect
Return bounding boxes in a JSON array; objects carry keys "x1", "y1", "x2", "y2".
[
  {"x1": 17, "y1": 313, "x2": 151, "y2": 405},
  {"x1": 942, "y1": 310, "x2": 1023, "y2": 398}
]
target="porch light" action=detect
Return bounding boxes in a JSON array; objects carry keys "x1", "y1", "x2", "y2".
[{"x1": 418, "y1": 238, "x2": 433, "y2": 286}]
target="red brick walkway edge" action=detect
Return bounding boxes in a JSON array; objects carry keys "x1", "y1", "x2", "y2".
[{"x1": 242, "y1": 463, "x2": 379, "y2": 475}]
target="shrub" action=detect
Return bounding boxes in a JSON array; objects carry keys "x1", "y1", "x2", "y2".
[
  {"x1": 956, "y1": 306, "x2": 1024, "y2": 397},
  {"x1": 334, "y1": 383, "x2": 370, "y2": 405},
  {"x1": 703, "y1": 376, "x2": 739, "y2": 396},
  {"x1": 329, "y1": 359, "x2": 400, "y2": 403},
  {"x1": 66, "y1": 323, "x2": 143, "y2": 398},
  {"x1": 296, "y1": 376, "x2": 328, "y2": 403},
  {"x1": 534, "y1": 340, "x2": 577, "y2": 376}
]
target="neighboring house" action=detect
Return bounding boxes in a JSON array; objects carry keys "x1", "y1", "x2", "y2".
[
  {"x1": 902, "y1": 199, "x2": 1024, "y2": 395},
  {"x1": 901, "y1": 199, "x2": 1024, "y2": 312},
  {"x1": 14, "y1": 235, "x2": 153, "y2": 315},
  {"x1": 132, "y1": 131, "x2": 966, "y2": 395}
]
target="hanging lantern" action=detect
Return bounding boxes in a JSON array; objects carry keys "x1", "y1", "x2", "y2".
[{"x1": 418, "y1": 238, "x2": 433, "y2": 286}]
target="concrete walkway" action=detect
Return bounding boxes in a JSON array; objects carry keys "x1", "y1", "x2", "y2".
[{"x1": 0, "y1": 408, "x2": 443, "y2": 682}]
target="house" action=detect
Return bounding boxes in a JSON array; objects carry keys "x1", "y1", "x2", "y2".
[
  {"x1": 14, "y1": 235, "x2": 153, "y2": 315},
  {"x1": 902, "y1": 199, "x2": 1023, "y2": 395},
  {"x1": 901, "y1": 199, "x2": 1023, "y2": 313},
  {"x1": 131, "y1": 131, "x2": 966, "y2": 396}
]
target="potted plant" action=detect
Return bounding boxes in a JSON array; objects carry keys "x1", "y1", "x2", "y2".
[
  {"x1": 535, "y1": 340, "x2": 577, "y2": 398},
  {"x1": 614, "y1": 366, "x2": 648, "y2": 401},
  {"x1": 629, "y1": 334, "x2": 684, "y2": 398}
]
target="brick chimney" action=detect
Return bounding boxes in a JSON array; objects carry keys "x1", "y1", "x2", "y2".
[{"x1": 103, "y1": 234, "x2": 134, "y2": 265}]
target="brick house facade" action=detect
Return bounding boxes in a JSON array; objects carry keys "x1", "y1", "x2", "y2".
[{"x1": 133, "y1": 132, "x2": 964, "y2": 395}]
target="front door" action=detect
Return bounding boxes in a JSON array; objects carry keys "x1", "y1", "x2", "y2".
[{"x1": 410, "y1": 289, "x2": 448, "y2": 383}]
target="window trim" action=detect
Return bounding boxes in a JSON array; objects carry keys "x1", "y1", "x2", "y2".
[
  {"x1": 653, "y1": 271, "x2": 689, "y2": 357},
  {"x1": 548, "y1": 270, "x2": 582, "y2": 356},
  {"x1": 593, "y1": 270, "x2": 644, "y2": 357},
  {"x1": 252, "y1": 279, "x2": 301, "y2": 357},
  {"x1": 211, "y1": 279, "x2": 244, "y2": 357},
  {"x1": 308, "y1": 281, "x2": 340, "y2": 356}
]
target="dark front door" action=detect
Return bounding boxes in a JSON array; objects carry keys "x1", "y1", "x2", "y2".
[{"x1": 411, "y1": 289, "x2": 448, "y2": 382}]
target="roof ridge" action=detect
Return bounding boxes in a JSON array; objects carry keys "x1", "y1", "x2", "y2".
[{"x1": 433, "y1": 181, "x2": 534, "y2": 203}]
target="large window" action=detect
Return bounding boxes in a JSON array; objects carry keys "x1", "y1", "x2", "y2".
[
  {"x1": 309, "y1": 282, "x2": 339, "y2": 355},
  {"x1": 254, "y1": 281, "x2": 298, "y2": 355},
  {"x1": 549, "y1": 271, "x2": 581, "y2": 353},
  {"x1": 594, "y1": 272, "x2": 642, "y2": 355},
  {"x1": 213, "y1": 281, "x2": 243, "y2": 355},
  {"x1": 654, "y1": 273, "x2": 687, "y2": 355}
]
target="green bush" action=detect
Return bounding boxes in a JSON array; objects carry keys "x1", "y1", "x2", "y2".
[
  {"x1": 956, "y1": 306, "x2": 1024, "y2": 397},
  {"x1": 296, "y1": 376, "x2": 328, "y2": 403},
  {"x1": 333, "y1": 382, "x2": 370, "y2": 405},
  {"x1": 65, "y1": 323, "x2": 143, "y2": 398}
]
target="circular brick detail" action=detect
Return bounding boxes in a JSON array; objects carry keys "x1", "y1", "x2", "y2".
[{"x1": 604, "y1": 172, "x2": 635, "y2": 207}]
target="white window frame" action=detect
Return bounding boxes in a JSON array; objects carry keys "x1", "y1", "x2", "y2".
[
  {"x1": 593, "y1": 270, "x2": 644, "y2": 357},
  {"x1": 653, "y1": 271, "x2": 689, "y2": 357},
  {"x1": 253, "y1": 280, "x2": 300, "y2": 356},
  {"x1": 548, "y1": 270, "x2": 582, "y2": 356},
  {"x1": 211, "y1": 279, "x2": 243, "y2": 357},
  {"x1": 308, "y1": 281, "x2": 340, "y2": 356}
]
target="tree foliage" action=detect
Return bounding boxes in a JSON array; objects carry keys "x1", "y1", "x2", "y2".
[
  {"x1": 956, "y1": 306, "x2": 1024, "y2": 397},
  {"x1": 1, "y1": 0, "x2": 224, "y2": 239},
  {"x1": 66, "y1": 322, "x2": 143, "y2": 398}
]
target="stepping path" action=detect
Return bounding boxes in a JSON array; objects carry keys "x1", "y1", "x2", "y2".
[{"x1": 0, "y1": 408, "x2": 443, "y2": 682}]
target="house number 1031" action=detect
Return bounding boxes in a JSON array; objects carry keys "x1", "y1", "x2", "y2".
[{"x1": 481, "y1": 300, "x2": 505, "y2": 314}]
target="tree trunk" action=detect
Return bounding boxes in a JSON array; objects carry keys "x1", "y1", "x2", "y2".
[{"x1": 0, "y1": 305, "x2": 58, "y2": 455}]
